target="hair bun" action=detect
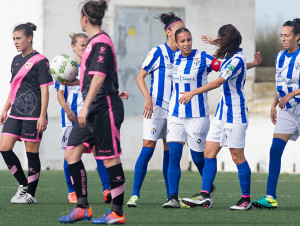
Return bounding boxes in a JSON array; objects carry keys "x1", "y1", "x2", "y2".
[
  {"x1": 26, "y1": 22, "x2": 37, "y2": 31},
  {"x1": 69, "y1": 32, "x2": 76, "y2": 39},
  {"x1": 158, "y1": 12, "x2": 176, "y2": 25},
  {"x1": 293, "y1": 18, "x2": 300, "y2": 27},
  {"x1": 97, "y1": 0, "x2": 108, "y2": 11}
]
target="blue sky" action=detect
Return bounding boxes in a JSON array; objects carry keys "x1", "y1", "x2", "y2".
[{"x1": 256, "y1": 0, "x2": 300, "y2": 29}]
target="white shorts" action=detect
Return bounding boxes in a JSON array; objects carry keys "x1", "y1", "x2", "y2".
[
  {"x1": 207, "y1": 118, "x2": 248, "y2": 148},
  {"x1": 274, "y1": 105, "x2": 300, "y2": 141},
  {"x1": 61, "y1": 126, "x2": 73, "y2": 149},
  {"x1": 143, "y1": 105, "x2": 168, "y2": 141},
  {"x1": 167, "y1": 116, "x2": 210, "y2": 152}
]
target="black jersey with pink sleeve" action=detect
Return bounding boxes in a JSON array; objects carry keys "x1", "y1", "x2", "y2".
[
  {"x1": 80, "y1": 31, "x2": 119, "y2": 102},
  {"x1": 9, "y1": 51, "x2": 53, "y2": 119}
]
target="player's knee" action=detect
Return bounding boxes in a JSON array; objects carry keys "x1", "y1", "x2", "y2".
[
  {"x1": 0, "y1": 144, "x2": 12, "y2": 152},
  {"x1": 143, "y1": 139, "x2": 156, "y2": 148},
  {"x1": 231, "y1": 153, "x2": 244, "y2": 165}
]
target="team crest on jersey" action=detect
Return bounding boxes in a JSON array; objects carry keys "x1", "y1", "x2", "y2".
[
  {"x1": 165, "y1": 55, "x2": 169, "y2": 60},
  {"x1": 86, "y1": 44, "x2": 92, "y2": 52},
  {"x1": 295, "y1": 61, "x2": 300, "y2": 70},
  {"x1": 151, "y1": 127, "x2": 157, "y2": 135},
  {"x1": 25, "y1": 62, "x2": 33, "y2": 69},
  {"x1": 99, "y1": 46, "x2": 106, "y2": 54},
  {"x1": 97, "y1": 56, "x2": 104, "y2": 63}
]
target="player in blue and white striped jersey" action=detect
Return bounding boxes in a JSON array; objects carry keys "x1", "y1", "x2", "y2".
[
  {"x1": 180, "y1": 24, "x2": 254, "y2": 210},
  {"x1": 55, "y1": 33, "x2": 111, "y2": 204},
  {"x1": 252, "y1": 19, "x2": 300, "y2": 209},
  {"x1": 163, "y1": 27, "x2": 221, "y2": 208}
]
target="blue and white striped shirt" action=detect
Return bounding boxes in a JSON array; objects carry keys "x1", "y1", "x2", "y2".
[
  {"x1": 275, "y1": 47, "x2": 300, "y2": 109},
  {"x1": 55, "y1": 65, "x2": 83, "y2": 127},
  {"x1": 215, "y1": 49, "x2": 248, "y2": 124},
  {"x1": 169, "y1": 50, "x2": 220, "y2": 118},
  {"x1": 142, "y1": 43, "x2": 175, "y2": 111}
]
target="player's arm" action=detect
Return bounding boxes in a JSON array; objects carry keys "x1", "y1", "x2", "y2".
[
  {"x1": 57, "y1": 90, "x2": 76, "y2": 122},
  {"x1": 37, "y1": 86, "x2": 49, "y2": 133},
  {"x1": 246, "y1": 51, "x2": 262, "y2": 69},
  {"x1": 136, "y1": 69, "x2": 153, "y2": 119},
  {"x1": 278, "y1": 88, "x2": 300, "y2": 109},
  {"x1": 179, "y1": 77, "x2": 226, "y2": 105},
  {"x1": 78, "y1": 74, "x2": 105, "y2": 128},
  {"x1": 59, "y1": 79, "x2": 80, "y2": 86},
  {"x1": 0, "y1": 91, "x2": 11, "y2": 125},
  {"x1": 270, "y1": 95, "x2": 279, "y2": 125}
]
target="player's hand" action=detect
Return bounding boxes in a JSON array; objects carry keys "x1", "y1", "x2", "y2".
[
  {"x1": 0, "y1": 111, "x2": 7, "y2": 126},
  {"x1": 270, "y1": 107, "x2": 277, "y2": 125},
  {"x1": 278, "y1": 93, "x2": 292, "y2": 109},
  {"x1": 143, "y1": 98, "x2": 153, "y2": 119},
  {"x1": 78, "y1": 106, "x2": 89, "y2": 128},
  {"x1": 66, "y1": 110, "x2": 77, "y2": 123},
  {"x1": 179, "y1": 91, "x2": 195, "y2": 105},
  {"x1": 201, "y1": 35, "x2": 215, "y2": 45},
  {"x1": 119, "y1": 91, "x2": 128, "y2": 100},
  {"x1": 58, "y1": 79, "x2": 80, "y2": 86},
  {"x1": 37, "y1": 117, "x2": 47, "y2": 133},
  {"x1": 252, "y1": 51, "x2": 262, "y2": 67}
]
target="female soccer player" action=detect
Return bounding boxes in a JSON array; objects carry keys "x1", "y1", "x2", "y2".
[
  {"x1": 126, "y1": 12, "x2": 189, "y2": 208},
  {"x1": 0, "y1": 23, "x2": 53, "y2": 204},
  {"x1": 252, "y1": 19, "x2": 300, "y2": 209},
  {"x1": 59, "y1": 1, "x2": 125, "y2": 224},
  {"x1": 180, "y1": 24, "x2": 252, "y2": 210},
  {"x1": 162, "y1": 27, "x2": 222, "y2": 208},
  {"x1": 55, "y1": 33, "x2": 111, "y2": 204}
]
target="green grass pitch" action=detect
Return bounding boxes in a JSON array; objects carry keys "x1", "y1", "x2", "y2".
[{"x1": 1, "y1": 170, "x2": 300, "y2": 225}]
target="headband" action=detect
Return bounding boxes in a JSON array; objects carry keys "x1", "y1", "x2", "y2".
[
  {"x1": 82, "y1": 5, "x2": 100, "y2": 22},
  {"x1": 166, "y1": 20, "x2": 183, "y2": 31}
]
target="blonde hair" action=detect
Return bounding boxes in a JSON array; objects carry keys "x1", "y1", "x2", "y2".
[{"x1": 69, "y1": 32, "x2": 88, "y2": 46}]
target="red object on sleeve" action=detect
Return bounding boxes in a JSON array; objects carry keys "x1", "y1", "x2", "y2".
[{"x1": 211, "y1": 58, "x2": 221, "y2": 72}]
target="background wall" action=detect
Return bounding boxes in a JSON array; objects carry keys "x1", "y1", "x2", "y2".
[{"x1": 2, "y1": 0, "x2": 297, "y2": 175}]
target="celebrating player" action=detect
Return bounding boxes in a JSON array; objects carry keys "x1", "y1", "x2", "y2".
[
  {"x1": 0, "y1": 23, "x2": 53, "y2": 204},
  {"x1": 180, "y1": 24, "x2": 252, "y2": 210},
  {"x1": 59, "y1": 0, "x2": 126, "y2": 224},
  {"x1": 126, "y1": 12, "x2": 187, "y2": 208},
  {"x1": 55, "y1": 33, "x2": 111, "y2": 204},
  {"x1": 252, "y1": 19, "x2": 300, "y2": 209}
]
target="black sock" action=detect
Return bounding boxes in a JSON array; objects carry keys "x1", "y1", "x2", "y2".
[
  {"x1": 27, "y1": 152, "x2": 41, "y2": 197},
  {"x1": 200, "y1": 192, "x2": 210, "y2": 198},
  {"x1": 68, "y1": 160, "x2": 89, "y2": 209},
  {"x1": 1, "y1": 150, "x2": 28, "y2": 186},
  {"x1": 107, "y1": 164, "x2": 125, "y2": 216},
  {"x1": 170, "y1": 194, "x2": 178, "y2": 200}
]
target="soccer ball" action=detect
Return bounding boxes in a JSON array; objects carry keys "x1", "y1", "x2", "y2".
[{"x1": 50, "y1": 54, "x2": 78, "y2": 83}]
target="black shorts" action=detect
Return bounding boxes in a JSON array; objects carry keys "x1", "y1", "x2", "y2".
[
  {"x1": 2, "y1": 117, "x2": 43, "y2": 142},
  {"x1": 67, "y1": 94, "x2": 124, "y2": 160}
]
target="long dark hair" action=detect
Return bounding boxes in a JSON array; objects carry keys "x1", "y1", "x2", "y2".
[
  {"x1": 81, "y1": 0, "x2": 108, "y2": 26},
  {"x1": 283, "y1": 19, "x2": 300, "y2": 42},
  {"x1": 214, "y1": 24, "x2": 242, "y2": 59},
  {"x1": 157, "y1": 12, "x2": 182, "y2": 31}
]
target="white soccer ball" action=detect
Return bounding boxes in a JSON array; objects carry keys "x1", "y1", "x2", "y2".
[{"x1": 50, "y1": 54, "x2": 78, "y2": 83}]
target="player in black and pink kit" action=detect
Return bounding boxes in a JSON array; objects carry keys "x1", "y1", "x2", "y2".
[
  {"x1": 0, "y1": 22, "x2": 53, "y2": 204},
  {"x1": 59, "y1": 0, "x2": 126, "y2": 224}
]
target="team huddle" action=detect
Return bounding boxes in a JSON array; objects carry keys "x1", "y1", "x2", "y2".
[{"x1": 0, "y1": 0, "x2": 300, "y2": 224}]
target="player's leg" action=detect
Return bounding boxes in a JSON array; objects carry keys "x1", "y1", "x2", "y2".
[
  {"x1": 0, "y1": 125, "x2": 27, "y2": 203},
  {"x1": 229, "y1": 147, "x2": 251, "y2": 210},
  {"x1": 92, "y1": 148, "x2": 111, "y2": 203},
  {"x1": 162, "y1": 138, "x2": 169, "y2": 199},
  {"x1": 61, "y1": 127, "x2": 77, "y2": 203}
]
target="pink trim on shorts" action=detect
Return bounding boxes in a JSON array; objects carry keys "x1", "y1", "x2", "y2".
[
  {"x1": 242, "y1": 195, "x2": 250, "y2": 198},
  {"x1": 10, "y1": 54, "x2": 46, "y2": 105},
  {"x1": 8, "y1": 115, "x2": 39, "y2": 121},
  {"x1": 10, "y1": 165, "x2": 17, "y2": 175},
  {"x1": 166, "y1": 20, "x2": 183, "y2": 31},
  {"x1": 28, "y1": 172, "x2": 40, "y2": 183},
  {"x1": 88, "y1": 71, "x2": 106, "y2": 77},
  {"x1": 106, "y1": 95, "x2": 121, "y2": 156},
  {"x1": 111, "y1": 183, "x2": 125, "y2": 199},
  {"x1": 21, "y1": 138, "x2": 42, "y2": 142},
  {"x1": 40, "y1": 81, "x2": 54, "y2": 88},
  {"x1": 94, "y1": 152, "x2": 122, "y2": 160},
  {"x1": 2, "y1": 133, "x2": 21, "y2": 140},
  {"x1": 83, "y1": 142, "x2": 92, "y2": 153},
  {"x1": 201, "y1": 190, "x2": 210, "y2": 194}
]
